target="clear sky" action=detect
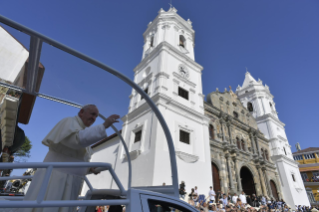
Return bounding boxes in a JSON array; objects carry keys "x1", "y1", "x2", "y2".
[{"x1": 0, "y1": 0, "x2": 318, "y2": 175}]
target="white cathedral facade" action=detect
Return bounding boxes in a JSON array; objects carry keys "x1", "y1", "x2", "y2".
[{"x1": 82, "y1": 7, "x2": 310, "y2": 207}]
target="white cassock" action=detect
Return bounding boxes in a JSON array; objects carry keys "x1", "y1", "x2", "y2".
[{"x1": 17, "y1": 115, "x2": 107, "y2": 212}]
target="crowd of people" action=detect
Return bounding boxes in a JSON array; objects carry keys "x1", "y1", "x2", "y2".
[{"x1": 179, "y1": 182, "x2": 318, "y2": 212}]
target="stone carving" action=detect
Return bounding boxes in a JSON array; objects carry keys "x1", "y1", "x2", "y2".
[{"x1": 176, "y1": 151, "x2": 199, "y2": 163}]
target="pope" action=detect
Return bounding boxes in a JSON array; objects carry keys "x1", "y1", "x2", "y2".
[{"x1": 21, "y1": 104, "x2": 120, "y2": 212}]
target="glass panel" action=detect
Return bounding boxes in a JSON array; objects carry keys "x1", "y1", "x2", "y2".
[{"x1": 148, "y1": 199, "x2": 192, "y2": 212}]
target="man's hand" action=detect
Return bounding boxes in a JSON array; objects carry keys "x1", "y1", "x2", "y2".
[{"x1": 103, "y1": 114, "x2": 120, "y2": 129}]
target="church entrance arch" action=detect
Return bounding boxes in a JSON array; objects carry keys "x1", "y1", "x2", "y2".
[
  {"x1": 270, "y1": 180, "x2": 279, "y2": 200},
  {"x1": 240, "y1": 167, "x2": 256, "y2": 196},
  {"x1": 212, "y1": 163, "x2": 221, "y2": 192}
]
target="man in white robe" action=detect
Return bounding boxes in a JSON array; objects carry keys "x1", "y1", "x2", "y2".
[
  {"x1": 21, "y1": 104, "x2": 120, "y2": 212},
  {"x1": 239, "y1": 191, "x2": 247, "y2": 204}
]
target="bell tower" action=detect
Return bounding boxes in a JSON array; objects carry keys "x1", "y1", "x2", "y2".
[
  {"x1": 236, "y1": 71, "x2": 310, "y2": 207},
  {"x1": 115, "y1": 7, "x2": 212, "y2": 194}
]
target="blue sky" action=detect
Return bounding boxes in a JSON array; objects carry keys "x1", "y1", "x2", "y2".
[{"x1": 0, "y1": 0, "x2": 318, "y2": 175}]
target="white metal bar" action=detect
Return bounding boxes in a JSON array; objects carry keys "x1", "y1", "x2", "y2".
[
  {"x1": 99, "y1": 113, "x2": 132, "y2": 189},
  {"x1": 1, "y1": 196, "x2": 24, "y2": 201},
  {"x1": 0, "y1": 199, "x2": 130, "y2": 208},
  {"x1": 84, "y1": 176, "x2": 94, "y2": 191},
  {"x1": 0, "y1": 175, "x2": 33, "y2": 181},
  {"x1": 108, "y1": 167, "x2": 126, "y2": 196},
  {"x1": 26, "y1": 36, "x2": 42, "y2": 93},
  {"x1": 0, "y1": 162, "x2": 127, "y2": 201},
  {"x1": 0, "y1": 162, "x2": 111, "y2": 169},
  {"x1": 36, "y1": 165, "x2": 52, "y2": 203}
]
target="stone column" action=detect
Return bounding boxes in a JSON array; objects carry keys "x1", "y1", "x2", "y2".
[
  {"x1": 249, "y1": 132, "x2": 257, "y2": 154},
  {"x1": 257, "y1": 166, "x2": 267, "y2": 196},
  {"x1": 275, "y1": 173, "x2": 283, "y2": 199},
  {"x1": 254, "y1": 135, "x2": 261, "y2": 157},
  {"x1": 220, "y1": 120, "x2": 226, "y2": 142},
  {"x1": 227, "y1": 122, "x2": 234, "y2": 145},
  {"x1": 220, "y1": 155, "x2": 228, "y2": 194},
  {"x1": 233, "y1": 157, "x2": 242, "y2": 192},
  {"x1": 262, "y1": 167, "x2": 271, "y2": 197},
  {"x1": 225, "y1": 154, "x2": 234, "y2": 191}
]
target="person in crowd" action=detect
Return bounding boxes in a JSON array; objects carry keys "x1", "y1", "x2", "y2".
[
  {"x1": 261, "y1": 195, "x2": 266, "y2": 206},
  {"x1": 209, "y1": 186, "x2": 216, "y2": 203},
  {"x1": 246, "y1": 194, "x2": 252, "y2": 206},
  {"x1": 227, "y1": 192, "x2": 232, "y2": 202},
  {"x1": 192, "y1": 191, "x2": 199, "y2": 207},
  {"x1": 239, "y1": 191, "x2": 247, "y2": 204},
  {"x1": 200, "y1": 201, "x2": 209, "y2": 212},
  {"x1": 216, "y1": 202, "x2": 223, "y2": 212},
  {"x1": 222, "y1": 194, "x2": 228, "y2": 208},
  {"x1": 188, "y1": 188, "x2": 195, "y2": 205},
  {"x1": 179, "y1": 181, "x2": 186, "y2": 199},
  {"x1": 232, "y1": 193, "x2": 238, "y2": 204},
  {"x1": 195, "y1": 186, "x2": 199, "y2": 195},
  {"x1": 211, "y1": 203, "x2": 217, "y2": 212},
  {"x1": 251, "y1": 194, "x2": 259, "y2": 207},
  {"x1": 216, "y1": 190, "x2": 222, "y2": 201},
  {"x1": 235, "y1": 198, "x2": 244, "y2": 209},
  {"x1": 277, "y1": 199, "x2": 283, "y2": 210}
]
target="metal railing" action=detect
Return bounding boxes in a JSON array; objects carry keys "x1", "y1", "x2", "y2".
[
  {"x1": 0, "y1": 162, "x2": 129, "y2": 208},
  {"x1": 0, "y1": 13, "x2": 179, "y2": 198}
]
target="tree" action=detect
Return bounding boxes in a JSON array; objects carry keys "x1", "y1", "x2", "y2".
[{"x1": 13, "y1": 136, "x2": 32, "y2": 162}]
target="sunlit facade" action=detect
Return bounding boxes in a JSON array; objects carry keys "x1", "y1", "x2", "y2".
[{"x1": 293, "y1": 147, "x2": 319, "y2": 205}]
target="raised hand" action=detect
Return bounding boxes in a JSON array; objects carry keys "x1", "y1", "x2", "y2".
[{"x1": 103, "y1": 114, "x2": 120, "y2": 129}]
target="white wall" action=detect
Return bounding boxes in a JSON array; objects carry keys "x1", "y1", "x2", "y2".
[
  {"x1": 81, "y1": 136, "x2": 121, "y2": 196},
  {"x1": 275, "y1": 156, "x2": 310, "y2": 207},
  {"x1": 0, "y1": 26, "x2": 29, "y2": 83}
]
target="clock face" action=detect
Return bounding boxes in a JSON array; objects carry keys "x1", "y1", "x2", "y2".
[{"x1": 179, "y1": 66, "x2": 188, "y2": 78}]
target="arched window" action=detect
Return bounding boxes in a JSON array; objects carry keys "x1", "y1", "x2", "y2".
[
  {"x1": 233, "y1": 111, "x2": 239, "y2": 118},
  {"x1": 236, "y1": 137, "x2": 241, "y2": 150},
  {"x1": 209, "y1": 124, "x2": 215, "y2": 140},
  {"x1": 150, "y1": 35, "x2": 154, "y2": 47},
  {"x1": 269, "y1": 102, "x2": 273, "y2": 107},
  {"x1": 265, "y1": 150, "x2": 269, "y2": 161},
  {"x1": 179, "y1": 35, "x2": 186, "y2": 48},
  {"x1": 261, "y1": 148, "x2": 265, "y2": 160},
  {"x1": 241, "y1": 139, "x2": 245, "y2": 151},
  {"x1": 283, "y1": 147, "x2": 287, "y2": 155},
  {"x1": 247, "y1": 102, "x2": 254, "y2": 112}
]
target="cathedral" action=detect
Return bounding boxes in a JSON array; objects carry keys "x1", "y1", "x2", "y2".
[{"x1": 82, "y1": 7, "x2": 310, "y2": 207}]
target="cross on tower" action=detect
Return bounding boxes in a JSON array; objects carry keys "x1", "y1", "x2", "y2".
[{"x1": 169, "y1": 0, "x2": 173, "y2": 8}]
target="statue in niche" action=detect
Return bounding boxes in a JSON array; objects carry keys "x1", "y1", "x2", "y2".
[
  {"x1": 216, "y1": 123, "x2": 221, "y2": 134},
  {"x1": 224, "y1": 125, "x2": 228, "y2": 135}
]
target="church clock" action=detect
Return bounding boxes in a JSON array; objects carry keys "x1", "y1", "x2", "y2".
[{"x1": 179, "y1": 65, "x2": 189, "y2": 78}]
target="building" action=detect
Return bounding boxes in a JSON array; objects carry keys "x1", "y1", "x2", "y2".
[
  {"x1": 83, "y1": 7, "x2": 212, "y2": 195},
  {"x1": 82, "y1": 7, "x2": 310, "y2": 207},
  {"x1": 205, "y1": 88, "x2": 282, "y2": 199},
  {"x1": 293, "y1": 147, "x2": 319, "y2": 205},
  {"x1": 236, "y1": 72, "x2": 310, "y2": 206},
  {"x1": 0, "y1": 24, "x2": 45, "y2": 180}
]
